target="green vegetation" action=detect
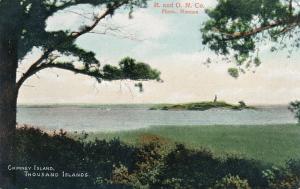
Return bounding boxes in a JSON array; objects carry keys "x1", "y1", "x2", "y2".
[
  {"x1": 202, "y1": 0, "x2": 300, "y2": 76},
  {"x1": 85, "y1": 124, "x2": 300, "y2": 166},
  {"x1": 149, "y1": 101, "x2": 251, "y2": 111},
  {"x1": 12, "y1": 126, "x2": 300, "y2": 189},
  {"x1": 289, "y1": 101, "x2": 300, "y2": 123},
  {"x1": 1, "y1": 1, "x2": 160, "y2": 186}
]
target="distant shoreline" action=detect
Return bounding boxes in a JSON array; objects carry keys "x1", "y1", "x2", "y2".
[
  {"x1": 149, "y1": 101, "x2": 253, "y2": 111},
  {"x1": 17, "y1": 103, "x2": 289, "y2": 108}
]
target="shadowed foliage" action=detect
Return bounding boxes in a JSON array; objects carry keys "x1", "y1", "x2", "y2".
[{"x1": 12, "y1": 127, "x2": 300, "y2": 189}]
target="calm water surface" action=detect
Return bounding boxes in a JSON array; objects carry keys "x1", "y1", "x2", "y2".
[{"x1": 17, "y1": 105, "x2": 297, "y2": 132}]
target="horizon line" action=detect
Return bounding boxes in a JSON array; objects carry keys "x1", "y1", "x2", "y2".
[{"x1": 17, "y1": 102, "x2": 290, "y2": 107}]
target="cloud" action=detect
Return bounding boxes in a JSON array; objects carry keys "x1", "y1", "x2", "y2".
[
  {"x1": 18, "y1": 50, "x2": 300, "y2": 105},
  {"x1": 46, "y1": 5, "x2": 170, "y2": 40},
  {"x1": 104, "y1": 9, "x2": 170, "y2": 40},
  {"x1": 46, "y1": 4, "x2": 98, "y2": 31},
  {"x1": 201, "y1": 0, "x2": 218, "y2": 8}
]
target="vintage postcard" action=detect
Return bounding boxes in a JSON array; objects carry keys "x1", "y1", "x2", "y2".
[{"x1": 0, "y1": 0, "x2": 300, "y2": 188}]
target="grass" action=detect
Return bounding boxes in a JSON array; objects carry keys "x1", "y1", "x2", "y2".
[
  {"x1": 84, "y1": 124, "x2": 300, "y2": 166},
  {"x1": 149, "y1": 101, "x2": 251, "y2": 111}
]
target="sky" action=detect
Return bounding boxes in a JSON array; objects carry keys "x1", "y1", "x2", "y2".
[{"x1": 18, "y1": 0, "x2": 300, "y2": 105}]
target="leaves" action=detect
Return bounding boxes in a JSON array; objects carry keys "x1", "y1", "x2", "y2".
[
  {"x1": 103, "y1": 57, "x2": 161, "y2": 81},
  {"x1": 228, "y1": 67, "x2": 239, "y2": 78},
  {"x1": 202, "y1": 0, "x2": 300, "y2": 71},
  {"x1": 1, "y1": 0, "x2": 162, "y2": 88},
  {"x1": 288, "y1": 101, "x2": 300, "y2": 123}
]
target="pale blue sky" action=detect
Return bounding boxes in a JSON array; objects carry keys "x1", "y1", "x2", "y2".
[{"x1": 75, "y1": 3, "x2": 207, "y2": 62}]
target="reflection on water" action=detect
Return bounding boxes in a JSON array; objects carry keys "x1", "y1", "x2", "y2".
[{"x1": 17, "y1": 105, "x2": 296, "y2": 132}]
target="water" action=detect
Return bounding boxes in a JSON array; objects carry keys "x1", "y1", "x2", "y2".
[{"x1": 17, "y1": 105, "x2": 297, "y2": 132}]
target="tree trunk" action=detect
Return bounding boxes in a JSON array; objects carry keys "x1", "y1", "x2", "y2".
[{"x1": 0, "y1": 34, "x2": 18, "y2": 187}]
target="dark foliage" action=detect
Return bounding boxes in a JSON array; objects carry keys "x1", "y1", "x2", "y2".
[
  {"x1": 8, "y1": 126, "x2": 300, "y2": 189},
  {"x1": 202, "y1": 0, "x2": 300, "y2": 76},
  {"x1": 153, "y1": 144, "x2": 221, "y2": 188},
  {"x1": 13, "y1": 127, "x2": 140, "y2": 189},
  {"x1": 219, "y1": 157, "x2": 269, "y2": 188},
  {"x1": 102, "y1": 57, "x2": 161, "y2": 81},
  {"x1": 152, "y1": 144, "x2": 269, "y2": 189},
  {"x1": 289, "y1": 101, "x2": 300, "y2": 123},
  {"x1": 0, "y1": 0, "x2": 160, "y2": 90}
]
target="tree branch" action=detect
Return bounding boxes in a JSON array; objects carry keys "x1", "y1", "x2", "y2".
[
  {"x1": 221, "y1": 21, "x2": 285, "y2": 41},
  {"x1": 17, "y1": 55, "x2": 58, "y2": 90},
  {"x1": 17, "y1": 2, "x2": 126, "y2": 90},
  {"x1": 17, "y1": 56, "x2": 161, "y2": 90},
  {"x1": 17, "y1": 60, "x2": 103, "y2": 91},
  {"x1": 70, "y1": 2, "x2": 125, "y2": 38},
  {"x1": 17, "y1": 51, "x2": 54, "y2": 90},
  {"x1": 42, "y1": 63, "x2": 104, "y2": 79},
  {"x1": 220, "y1": 16, "x2": 300, "y2": 41}
]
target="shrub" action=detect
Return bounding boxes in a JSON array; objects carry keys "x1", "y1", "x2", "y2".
[
  {"x1": 8, "y1": 126, "x2": 300, "y2": 189},
  {"x1": 152, "y1": 145, "x2": 270, "y2": 189},
  {"x1": 13, "y1": 126, "x2": 140, "y2": 189},
  {"x1": 220, "y1": 157, "x2": 269, "y2": 188},
  {"x1": 287, "y1": 159, "x2": 300, "y2": 176},
  {"x1": 288, "y1": 101, "x2": 300, "y2": 123},
  {"x1": 238, "y1": 101, "x2": 247, "y2": 108},
  {"x1": 263, "y1": 166, "x2": 300, "y2": 189},
  {"x1": 109, "y1": 142, "x2": 164, "y2": 189},
  {"x1": 212, "y1": 174, "x2": 251, "y2": 189},
  {"x1": 153, "y1": 144, "x2": 221, "y2": 189},
  {"x1": 262, "y1": 161, "x2": 300, "y2": 189}
]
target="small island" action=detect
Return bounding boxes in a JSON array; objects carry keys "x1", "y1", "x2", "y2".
[{"x1": 149, "y1": 101, "x2": 252, "y2": 111}]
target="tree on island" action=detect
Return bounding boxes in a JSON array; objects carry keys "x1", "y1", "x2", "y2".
[
  {"x1": 0, "y1": 0, "x2": 160, "y2": 186},
  {"x1": 202, "y1": 0, "x2": 300, "y2": 76}
]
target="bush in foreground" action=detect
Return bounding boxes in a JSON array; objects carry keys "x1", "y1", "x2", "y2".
[
  {"x1": 8, "y1": 126, "x2": 300, "y2": 189},
  {"x1": 212, "y1": 175, "x2": 251, "y2": 189}
]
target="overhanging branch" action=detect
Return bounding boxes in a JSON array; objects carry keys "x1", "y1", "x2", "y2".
[
  {"x1": 220, "y1": 16, "x2": 300, "y2": 41},
  {"x1": 70, "y1": 1, "x2": 125, "y2": 38},
  {"x1": 17, "y1": 1, "x2": 126, "y2": 90},
  {"x1": 17, "y1": 61, "x2": 104, "y2": 90}
]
